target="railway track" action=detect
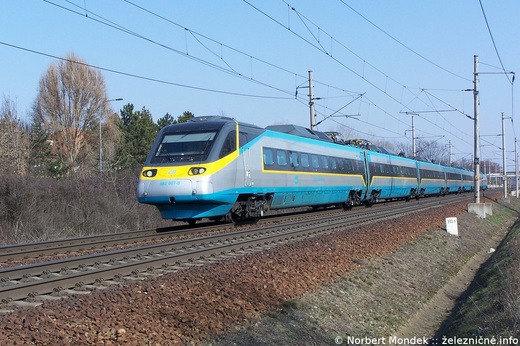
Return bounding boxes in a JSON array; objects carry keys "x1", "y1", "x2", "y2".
[
  {"x1": 0, "y1": 203, "x2": 350, "y2": 264},
  {"x1": 0, "y1": 194, "x2": 472, "y2": 312},
  {"x1": 0, "y1": 194, "x2": 464, "y2": 264},
  {"x1": 0, "y1": 199, "x2": 404, "y2": 265}
]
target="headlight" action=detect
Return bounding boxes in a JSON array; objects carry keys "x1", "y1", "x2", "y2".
[
  {"x1": 142, "y1": 169, "x2": 157, "y2": 178},
  {"x1": 189, "y1": 167, "x2": 206, "y2": 175}
]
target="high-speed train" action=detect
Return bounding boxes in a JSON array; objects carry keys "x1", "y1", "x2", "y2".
[{"x1": 137, "y1": 116, "x2": 480, "y2": 224}]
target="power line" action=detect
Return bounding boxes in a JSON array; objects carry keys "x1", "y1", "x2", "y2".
[
  {"x1": 46, "y1": 0, "x2": 371, "y2": 120},
  {"x1": 337, "y1": 0, "x2": 471, "y2": 82},
  {"x1": 75, "y1": 0, "x2": 362, "y2": 98},
  {"x1": 44, "y1": 0, "x2": 300, "y2": 99},
  {"x1": 247, "y1": 0, "x2": 474, "y2": 137},
  {"x1": 0, "y1": 40, "x2": 294, "y2": 100},
  {"x1": 478, "y1": 0, "x2": 513, "y2": 85}
]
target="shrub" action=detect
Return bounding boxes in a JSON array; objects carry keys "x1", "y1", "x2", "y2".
[{"x1": 0, "y1": 172, "x2": 170, "y2": 245}]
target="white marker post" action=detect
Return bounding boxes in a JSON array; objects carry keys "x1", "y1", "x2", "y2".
[{"x1": 446, "y1": 217, "x2": 458, "y2": 236}]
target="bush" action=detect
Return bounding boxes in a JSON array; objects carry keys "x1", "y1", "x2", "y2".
[{"x1": 0, "y1": 172, "x2": 170, "y2": 245}]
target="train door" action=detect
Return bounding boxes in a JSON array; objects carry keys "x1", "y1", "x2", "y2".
[
  {"x1": 240, "y1": 132, "x2": 253, "y2": 187},
  {"x1": 362, "y1": 150, "x2": 371, "y2": 200},
  {"x1": 386, "y1": 155, "x2": 395, "y2": 198}
]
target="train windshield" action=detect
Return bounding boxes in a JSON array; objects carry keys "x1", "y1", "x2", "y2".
[{"x1": 152, "y1": 131, "x2": 217, "y2": 163}]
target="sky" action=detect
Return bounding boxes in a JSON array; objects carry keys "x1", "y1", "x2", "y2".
[{"x1": 1, "y1": 0, "x2": 519, "y2": 170}]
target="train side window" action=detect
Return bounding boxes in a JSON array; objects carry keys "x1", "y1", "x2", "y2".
[
  {"x1": 219, "y1": 130, "x2": 236, "y2": 158},
  {"x1": 263, "y1": 148, "x2": 275, "y2": 165},
  {"x1": 320, "y1": 156, "x2": 329, "y2": 169},
  {"x1": 301, "y1": 153, "x2": 310, "y2": 168},
  {"x1": 289, "y1": 152, "x2": 299, "y2": 168},
  {"x1": 277, "y1": 150, "x2": 288, "y2": 166},
  {"x1": 330, "y1": 158, "x2": 337, "y2": 170},
  {"x1": 337, "y1": 159, "x2": 345, "y2": 171},
  {"x1": 357, "y1": 160, "x2": 364, "y2": 174},
  {"x1": 311, "y1": 155, "x2": 320, "y2": 169},
  {"x1": 346, "y1": 159, "x2": 354, "y2": 173}
]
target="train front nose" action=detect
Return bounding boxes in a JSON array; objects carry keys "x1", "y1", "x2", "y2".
[
  {"x1": 137, "y1": 176, "x2": 215, "y2": 204},
  {"x1": 137, "y1": 175, "x2": 231, "y2": 220},
  {"x1": 137, "y1": 178, "x2": 194, "y2": 204}
]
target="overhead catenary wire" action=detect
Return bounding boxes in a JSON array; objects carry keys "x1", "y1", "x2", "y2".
[
  {"x1": 44, "y1": 0, "x2": 309, "y2": 100},
  {"x1": 337, "y1": 0, "x2": 471, "y2": 82},
  {"x1": 120, "y1": 0, "x2": 362, "y2": 98},
  {"x1": 242, "y1": 0, "x2": 411, "y2": 112},
  {"x1": 246, "y1": 0, "x2": 479, "y2": 141},
  {"x1": 0, "y1": 41, "x2": 294, "y2": 100},
  {"x1": 44, "y1": 0, "x2": 373, "y2": 127},
  {"x1": 478, "y1": 0, "x2": 513, "y2": 85}
]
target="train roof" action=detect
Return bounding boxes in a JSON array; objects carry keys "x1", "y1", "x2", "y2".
[{"x1": 265, "y1": 124, "x2": 333, "y2": 142}]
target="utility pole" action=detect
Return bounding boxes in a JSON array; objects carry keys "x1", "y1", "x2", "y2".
[
  {"x1": 308, "y1": 71, "x2": 316, "y2": 130},
  {"x1": 509, "y1": 137, "x2": 518, "y2": 198},
  {"x1": 448, "y1": 140, "x2": 452, "y2": 166},
  {"x1": 473, "y1": 55, "x2": 480, "y2": 203},
  {"x1": 412, "y1": 116, "x2": 416, "y2": 159},
  {"x1": 502, "y1": 112, "x2": 507, "y2": 198}
]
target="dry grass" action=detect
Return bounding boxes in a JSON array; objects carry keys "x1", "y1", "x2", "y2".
[{"x1": 0, "y1": 173, "x2": 169, "y2": 245}]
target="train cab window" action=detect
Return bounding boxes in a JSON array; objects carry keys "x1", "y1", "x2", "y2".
[
  {"x1": 219, "y1": 130, "x2": 236, "y2": 158},
  {"x1": 277, "y1": 150, "x2": 288, "y2": 166},
  {"x1": 301, "y1": 154, "x2": 310, "y2": 168},
  {"x1": 311, "y1": 155, "x2": 320, "y2": 169},
  {"x1": 153, "y1": 131, "x2": 217, "y2": 162},
  {"x1": 263, "y1": 148, "x2": 275, "y2": 165},
  {"x1": 289, "y1": 151, "x2": 299, "y2": 168},
  {"x1": 320, "y1": 156, "x2": 329, "y2": 169}
]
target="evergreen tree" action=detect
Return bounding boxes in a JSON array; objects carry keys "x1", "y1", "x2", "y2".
[
  {"x1": 118, "y1": 104, "x2": 159, "y2": 169},
  {"x1": 29, "y1": 120, "x2": 68, "y2": 177},
  {"x1": 177, "y1": 111, "x2": 194, "y2": 123},
  {"x1": 157, "y1": 113, "x2": 176, "y2": 129}
]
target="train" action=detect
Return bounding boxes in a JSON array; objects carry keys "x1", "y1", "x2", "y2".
[{"x1": 137, "y1": 116, "x2": 486, "y2": 224}]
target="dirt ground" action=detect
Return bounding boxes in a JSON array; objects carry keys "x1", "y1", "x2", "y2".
[{"x1": 211, "y1": 194, "x2": 516, "y2": 345}]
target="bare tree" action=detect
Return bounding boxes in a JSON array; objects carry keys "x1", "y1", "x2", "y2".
[
  {"x1": 395, "y1": 141, "x2": 413, "y2": 158},
  {"x1": 416, "y1": 138, "x2": 448, "y2": 164},
  {"x1": 0, "y1": 96, "x2": 29, "y2": 175},
  {"x1": 32, "y1": 53, "x2": 110, "y2": 174}
]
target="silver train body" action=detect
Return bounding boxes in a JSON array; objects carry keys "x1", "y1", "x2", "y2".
[{"x1": 137, "y1": 116, "x2": 481, "y2": 223}]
